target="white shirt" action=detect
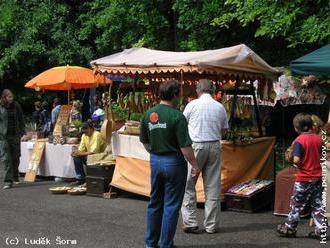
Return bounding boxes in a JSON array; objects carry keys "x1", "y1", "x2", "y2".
[{"x1": 183, "y1": 94, "x2": 229, "y2": 142}]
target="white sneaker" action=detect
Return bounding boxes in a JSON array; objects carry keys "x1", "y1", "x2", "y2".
[{"x1": 3, "y1": 184, "x2": 13, "y2": 189}]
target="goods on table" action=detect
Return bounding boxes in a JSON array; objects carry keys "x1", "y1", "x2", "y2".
[
  {"x1": 66, "y1": 137, "x2": 80, "y2": 144},
  {"x1": 225, "y1": 180, "x2": 275, "y2": 213},
  {"x1": 226, "y1": 179, "x2": 273, "y2": 196},
  {"x1": 87, "y1": 145, "x2": 116, "y2": 166},
  {"x1": 124, "y1": 120, "x2": 140, "y2": 135},
  {"x1": 53, "y1": 105, "x2": 72, "y2": 137}
]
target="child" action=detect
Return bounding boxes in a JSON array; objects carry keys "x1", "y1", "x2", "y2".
[
  {"x1": 277, "y1": 113, "x2": 326, "y2": 239},
  {"x1": 70, "y1": 100, "x2": 82, "y2": 123}
]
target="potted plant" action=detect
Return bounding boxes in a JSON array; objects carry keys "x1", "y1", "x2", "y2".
[
  {"x1": 109, "y1": 103, "x2": 129, "y2": 131},
  {"x1": 26, "y1": 121, "x2": 43, "y2": 140}
]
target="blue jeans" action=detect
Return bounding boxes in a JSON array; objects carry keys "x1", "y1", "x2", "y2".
[
  {"x1": 73, "y1": 156, "x2": 87, "y2": 182},
  {"x1": 145, "y1": 153, "x2": 187, "y2": 248}
]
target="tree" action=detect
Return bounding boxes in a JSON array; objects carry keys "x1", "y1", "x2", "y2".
[{"x1": 212, "y1": 0, "x2": 330, "y2": 48}]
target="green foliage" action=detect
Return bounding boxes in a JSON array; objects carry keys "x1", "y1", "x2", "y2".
[
  {"x1": 212, "y1": 0, "x2": 330, "y2": 47},
  {"x1": 72, "y1": 120, "x2": 83, "y2": 130},
  {"x1": 110, "y1": 102, "x2": 129, "y2": 121},
  {"x1": 0, "y1": 0, "x2": 329, "y2": 106},
  {"x1": 130, "y1": 112, "x2": 143, "y2": 122}
]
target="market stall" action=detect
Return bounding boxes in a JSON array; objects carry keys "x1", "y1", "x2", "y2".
[
  {"x1": 19, "y1": 141, "x2": 76, "y2": 178},
  {"x1": 290, "y1": 45, "x2": 330, "y2": 217},
  {"x1": 20, "y1": 65, "x2": 111, "y2": 180},
  {"x1": 111, "y1": 132, "x2": 275, "y2": 202},
  {"x1": 91, "y1": 44, "x2": 280, "y2": 201}
]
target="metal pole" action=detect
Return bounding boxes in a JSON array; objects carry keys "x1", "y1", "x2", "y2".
[{"x1": 251, "y1": 82, "x2": 263, "y2": 136}]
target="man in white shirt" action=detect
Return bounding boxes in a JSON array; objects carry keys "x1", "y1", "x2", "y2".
[{"x1": 181, "y1": 79, "x2": 229, "y2": 234}]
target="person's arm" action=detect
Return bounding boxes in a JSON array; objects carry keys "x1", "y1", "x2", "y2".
[
  {"x1": 16, "y1": 103, "x2": 26, "y2": 136},
  {"x1": 51, "y1": 109, "x2": 56, "y2": 125},
  {"x1": 142, "y1": 143, "x2": 151, "y2": 153},
  {"x1": 175, "y1": 116, "x2": 200, "y2": 176},
  {"x1": 183, "y1": 102, "x2": 192, "y2": 122},
  {"x1": 139, "y1": 114, "x2": 150, "y2": 151},
  {"x1": 293, "y1": 141, "x2": 303, "y2": 167},
  {"x1": 72, "y1": 135, "x2": 87, "y2": 157},
  {"x1": 221, "y1": 107, "x2": 229, "y2": 138},
  {"x1": 180, "y1": 146, "x2": 199, "y2": 171}
]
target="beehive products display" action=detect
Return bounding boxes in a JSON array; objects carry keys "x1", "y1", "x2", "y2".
[{"x1": 53, "y1": 105, "x2": 72, "y2": 137}]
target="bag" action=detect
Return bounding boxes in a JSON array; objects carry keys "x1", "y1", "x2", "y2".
[{"x1": 285, "y1": 146, "x2": 293, "y2": 163}]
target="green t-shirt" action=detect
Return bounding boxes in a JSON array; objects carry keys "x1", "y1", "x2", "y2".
[{"x1": 140, "y1": 104, "x2": 192, "y2": 155}]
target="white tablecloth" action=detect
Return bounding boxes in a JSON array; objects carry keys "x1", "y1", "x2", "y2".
[
  {"x1": 112, "y1": 133, "x2": 150, "y2": 161},
  {"x1": 19, "y1": 141, "x2": 76, "y2": 178}
]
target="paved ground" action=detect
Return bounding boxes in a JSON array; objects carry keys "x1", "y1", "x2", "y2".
[{"x1": 0, "y1": 171, "x2": 328, "y2": 248}]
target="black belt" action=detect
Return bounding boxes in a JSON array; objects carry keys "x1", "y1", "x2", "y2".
[{"x1": 193, "y1": 140, "x2": 219, "y2": 143}]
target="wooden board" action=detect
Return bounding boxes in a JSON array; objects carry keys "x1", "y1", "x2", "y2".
[
  {"x1": 24, "y1": 140, "x2": 46, "y2": 182},
  {"x1": 53, "y1": 105, "x2": 72, "y2": 136}
]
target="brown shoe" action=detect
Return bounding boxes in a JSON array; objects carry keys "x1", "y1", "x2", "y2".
[{"x1": 182, "y1": 226, "x2": 201, "y2": 234}]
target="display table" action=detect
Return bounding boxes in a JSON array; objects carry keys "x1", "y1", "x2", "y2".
[
  {"x1": 19, "y1": 141, "x2": 76, "y2": 178},
  {"x1": 111, "y1": 133, "x2": 275, "y2": 202}
]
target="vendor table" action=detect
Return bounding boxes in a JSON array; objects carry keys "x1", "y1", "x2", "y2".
[
  {"x1": 19, "y1": 141, "x2": 76, "y2": 178},
  {"x1": 111, "y1": 133, "x2": 275, "y2": 202}
]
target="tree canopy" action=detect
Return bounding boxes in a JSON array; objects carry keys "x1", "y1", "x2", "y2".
[{"x1": 0, "y1": 0, "x2": 329, "y2": 93}]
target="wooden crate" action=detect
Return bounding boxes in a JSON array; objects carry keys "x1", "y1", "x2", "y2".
[
  {"x1": 225, "y1": 183, "x2": 275, "y2": 213},
  {"x1": 86, "y1": 165, "x2": 115, "y2": 178},
  {"x1": 86, "y1": 176, "x2": 112, "y2": 197}
]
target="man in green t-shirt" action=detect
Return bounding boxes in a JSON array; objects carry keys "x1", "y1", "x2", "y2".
[{"x1": 140, "y1": 80, "x2": 199, "y2": 248}]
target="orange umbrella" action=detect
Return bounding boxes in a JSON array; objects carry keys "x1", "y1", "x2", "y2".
[{"x1": 25, "y1": 65, "x2": 111, "y2": 91}]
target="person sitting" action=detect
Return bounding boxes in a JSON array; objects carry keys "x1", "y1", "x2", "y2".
[{"x1": 71, "y1": 121, "x2": 106, "y2": 185}]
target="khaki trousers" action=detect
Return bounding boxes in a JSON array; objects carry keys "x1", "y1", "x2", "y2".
[{"x1": 181, "y1": 141, "x2": 221, "y2": 232}]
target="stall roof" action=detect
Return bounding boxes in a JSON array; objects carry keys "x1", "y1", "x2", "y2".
[
  {"x1": 91, "y1": 44, "x2": 279, "y2": 80},
  {"x1": 290, "y1": 44, "x2": 330, "y2": 77}
]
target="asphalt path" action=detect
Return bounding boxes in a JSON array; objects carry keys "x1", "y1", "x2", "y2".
[{"x1": 0, "y1": 171, "x2": 328, "y2": 248}]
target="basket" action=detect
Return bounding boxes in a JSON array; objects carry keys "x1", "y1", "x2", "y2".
[
  {"x1": 49, "y1": 186, "x2": 72, "y2": 194},
  {"x1": 68, "y1": 187, "x2": 87, "y2": 195}
]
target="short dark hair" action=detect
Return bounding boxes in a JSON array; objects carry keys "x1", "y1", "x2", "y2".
[
  {"x1": 159, "y1": 80, "x2": 180, "y2": 101},
  {"x1": 293, "y1": 113, "x2": 313, "y2": 132},
  {"x1": 34, "y1": 101, "x2": 42, "y2": 108},
  {"x1": 82, "y1": 120, "x2": 94, "y2": 130},
  {"x1": 53, "y1": 98, "x2": 60, "y2": 105}
]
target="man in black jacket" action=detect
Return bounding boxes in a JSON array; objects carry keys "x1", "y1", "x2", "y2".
[{"x1": 0, "y1": 89, "x2": 25, "y2": 189}]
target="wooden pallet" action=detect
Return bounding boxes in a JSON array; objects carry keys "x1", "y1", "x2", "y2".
[{"x1": 24, "y1": 140, "x2": 47, "y2": 182}]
